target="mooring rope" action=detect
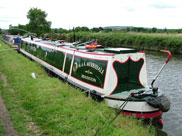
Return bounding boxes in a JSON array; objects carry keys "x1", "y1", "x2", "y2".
[{"x1": 94, "y1": 96, "x2": 130, "y2": 136}]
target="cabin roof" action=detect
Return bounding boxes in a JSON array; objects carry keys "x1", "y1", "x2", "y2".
[
  {"x1": 23, "y1": 38, "x2": 139, "y2": 55},
  {"x1": 103, "y1": 48, "x2": 138, "y2": 54}
]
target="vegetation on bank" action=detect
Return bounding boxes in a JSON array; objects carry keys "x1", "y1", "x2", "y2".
[
  {"x1": 66, "y1": 32, "x2": 182, "y2": 53},
  {"x1": 0, "y1": 119, "x2": 5, "y2": 136},
  {"x1": 0, "y1": 39, "x2": 154, "y2": 135}
]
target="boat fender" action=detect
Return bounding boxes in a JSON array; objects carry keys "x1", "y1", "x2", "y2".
[{"x1": 145, "y1": 95, "x2": 170, "y2": 112}]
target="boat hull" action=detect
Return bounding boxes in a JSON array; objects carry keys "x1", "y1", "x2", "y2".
[{"x1": 105, "y1": 98, "x2": 162, "y2": 119}]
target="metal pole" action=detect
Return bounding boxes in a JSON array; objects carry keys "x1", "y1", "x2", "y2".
[{"x1": 151, "y1": 50, "x2": 171, "y2": 88}]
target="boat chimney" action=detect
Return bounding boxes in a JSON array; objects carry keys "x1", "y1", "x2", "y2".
[{"x1": 73, "y1": 27, "x2": 76, "y2": 42}]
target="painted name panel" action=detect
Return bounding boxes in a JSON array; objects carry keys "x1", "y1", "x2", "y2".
[{"x1": 71, "y1": 56, "x2": 107, "y2": 88}]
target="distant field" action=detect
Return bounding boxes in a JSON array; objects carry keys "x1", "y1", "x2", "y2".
[
  {"x1": 66, "y1": 32, "x2": 182, "y2": 53},
  {"x1": 0, "y1": 38, "x2": 154, "y2": 135},
  {"x1": 127, "y1": 32, "x2": 182, "y2": 37}
]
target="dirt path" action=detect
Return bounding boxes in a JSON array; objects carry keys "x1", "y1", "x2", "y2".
[
  {"x1": 0, "y1": 72, "x2": 43, "y2": 136},
  {"x1": 0, "y1": 96, "x2": 18, "y2": 136},
  {"x1": 0, "y1": 73, "x2": 18, "y2": 136},
  {"x1": 1, "y1": 73, "x2": 7, "y2": 87}
]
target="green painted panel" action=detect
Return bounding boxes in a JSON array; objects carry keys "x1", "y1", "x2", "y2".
[
  {"x1": 112, "y1": 58, "x2": 144, "y2": 94},
  {"x1": 21, "y1": 41, "x2": 26, "y2": 50},
  {"x1": 31, "y1": 44, "x2": 38, "y2": 56},
  {"x1": 44, "y1": 48, "x2": 55, "y2": 66},
  {"x1": 72, "y1": 56, "x2": 107, "y2": 88},
  {"x1": 22, "y1": 41, "x2": 29, "y2": 52},
  {"x1": 53, "y1": 51, "x2": 65, "y2": 70},
  {"x1": 39, "y1": 46, "x2": 47, "y2": 61},
  {"x1": 28, "y1": 43, "x2": 34, "y2": 55},
  {"x1": 35, "y1": 45, "x2": 41, "y2": 58},
  {"x1": 64, "y1": 54, "x2": 73, "y2": 74},
  {"x1": 26, "y1": 42, "x2": 30, "y2": 52}
]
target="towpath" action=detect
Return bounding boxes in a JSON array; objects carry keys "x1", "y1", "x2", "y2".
[{"x1": 0, "y1": 73, "x2": 18, "y2": 136}]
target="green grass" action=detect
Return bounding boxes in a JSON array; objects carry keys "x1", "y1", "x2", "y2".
[
  {"x1": 0, "y1": 117, "x2": 5, "y2": 136},
  {"x1": 0, "y1": 39, "x2": 154, "y2": 136}
]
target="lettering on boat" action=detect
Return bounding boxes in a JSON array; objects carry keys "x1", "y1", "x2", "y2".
[
  {"x1": 73, "y1": 62, "x2": 104, "y2": 75},
  {"x1": 81, "y1": 74, "x2": 96, "y2": 82}
]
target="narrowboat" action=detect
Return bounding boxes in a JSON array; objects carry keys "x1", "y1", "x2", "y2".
[
  {"x1": 2, "y1": 34, "x2": 21, "y2": 48},
  {"x1": 2, "y1": 35, "x2": 171, "y2": 127}
]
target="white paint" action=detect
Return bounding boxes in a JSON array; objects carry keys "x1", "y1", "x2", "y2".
[{"x1": 106, "y1": 98, "x2": 158, "y2": 112}]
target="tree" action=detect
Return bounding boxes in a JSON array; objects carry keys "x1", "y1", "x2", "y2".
[
  {"x1": 27, "y1": 8, "x2": 51, "y2": 36},
  {"x1": 103, "y1": 28, "x2": 112, "y2": 33},
  {"x1": 58, "y1": 28, "x2": 68, "y2": 33},
  {"x1": 151, "y1": 27, "x2": 157, "y2": 33},
  {"x1": 99, "y1": 27, "x2": 104, "y2": 31},
  {"x1": 8, "y1": 25, "x2": 19, "y2": 35},
  {"x1": 91, "y1": 27, "x2": 100, "y2": 32},
  {"x1": 75, "y1": 26, "x2": 90, "y2": 32},
  {"x1": 81, "y1": 27, "x2": 89, "y2": 31},
  {"x1": 8, "y1": 24, "x2": 29, "y2": 35}
]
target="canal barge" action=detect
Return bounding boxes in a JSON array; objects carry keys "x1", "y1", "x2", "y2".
[
  {"x1": 2, "y1": 35, "x2": 170, "y2": 126},
  {"x1": 2, "y1": 34, "x2": 21, "y2": 48}
]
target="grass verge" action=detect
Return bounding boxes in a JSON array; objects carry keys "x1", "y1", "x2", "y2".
[
  {"x1": 0, "y1": 117, "x2": 5, "y2": 136},
  {"x1": 0, "y1": 39, "x2": 154, "y2": 136}
]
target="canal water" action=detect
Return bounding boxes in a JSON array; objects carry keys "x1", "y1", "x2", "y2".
[{"x1": 145, "y1": 51, "x2": 182, "y2": 136}]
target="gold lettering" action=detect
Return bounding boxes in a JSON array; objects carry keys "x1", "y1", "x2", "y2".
[{"x1": 81, "y1": 74, "x2": 96, "y2": 82}]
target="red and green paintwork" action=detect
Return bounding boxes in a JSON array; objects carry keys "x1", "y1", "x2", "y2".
[{"x1": 20, "y1": 39, "x2": 144, "y2": 93}]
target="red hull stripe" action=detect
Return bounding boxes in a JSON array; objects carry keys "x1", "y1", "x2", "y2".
[{"x1": 122, "y1": 110, "x2": 162, "y2": 119}]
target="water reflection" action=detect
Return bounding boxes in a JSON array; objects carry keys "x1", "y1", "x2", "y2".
[{"x1": 145, "y1": 51, "x2": 182, "y2": 136}]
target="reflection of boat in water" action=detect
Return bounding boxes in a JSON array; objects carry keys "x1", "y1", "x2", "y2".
[{"x1": 3, "y1": 35, "x2": 171, "y2": 127}]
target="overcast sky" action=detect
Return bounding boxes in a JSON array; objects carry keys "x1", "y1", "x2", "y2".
[{"x1": 1, "y1": 0, "x2": 182, "y2": 29}]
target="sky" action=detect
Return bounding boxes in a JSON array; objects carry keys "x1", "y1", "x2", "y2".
[{"x1": 1, "y1": 0, "x2": 182, "y2": 29}]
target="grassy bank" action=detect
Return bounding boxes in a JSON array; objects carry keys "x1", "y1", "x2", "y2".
[
  {"x1": 0, "y1": 39, "x2": 154, "y2": 136},
  {"x1": 66, "y1": 32, "x2": 182, "y2": 53},
  {"x1": 0, "y1": 118, "x2": 5, "y2": 136}
]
